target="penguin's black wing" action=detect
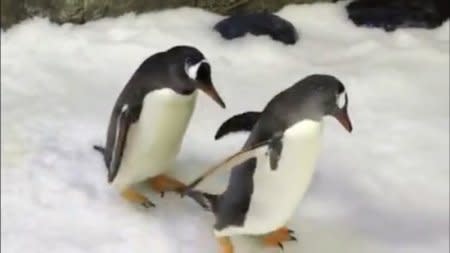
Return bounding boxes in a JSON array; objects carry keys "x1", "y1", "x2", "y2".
[
  {"x1": 105, "y1": 103, "x2": 142, "y2": 183},
  {"x1": 214, "y1": 111, "x2": 261, "y2": 140},
  {"x1": 186, "y1": 133, "x2": 283, "y2": 190},
  {"x1": 100, "y1": 60, "x2": 167, "y2": 182}
]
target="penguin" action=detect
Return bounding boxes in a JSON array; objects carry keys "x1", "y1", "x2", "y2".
[
  {"x1": 94, "y1": 45, "x2": 226, "y2": 208},
  {"x1": 184, "y1": 74, "x2": 352, "y2": 253}
]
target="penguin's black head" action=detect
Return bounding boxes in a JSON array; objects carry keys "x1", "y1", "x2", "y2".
[
  {"x1": 319, "y1": 76, "x2": 352, "y2": 132},
  {"x1": 277, "y1": 74, "x2": 352, "y2": 132},
  {"x1": 167, "y1": 46, "x2": 226, "y2": 108}
]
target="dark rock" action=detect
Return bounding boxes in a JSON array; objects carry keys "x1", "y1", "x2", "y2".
[
  {"x1": 103, "y1": 0, "x2": 142, "y2": 17},
  {"x1": 346, "y1": 0, "x2": 449, "y2": 32},
  {"x1": 228, "y1": 0, "x2": 331, "y2": 16},
  {"x1": 196, "y1": 0, "x2": 250, "y2": 14},
  {"x1": 49, "y1": 0, "x2": 85, "y2": 24},
  {"x1": 1, "y1": 0, "x2": 334, "y2": 30},
  {"x1": 1, "y1": 0, "x2": 25, "y2": 29},
  {"x1": 83, "y1": 0, "x2": 109, "y2": 21},
  {"x1": 24, "y1": 0, "x2": 51, "y2": 18},
  {"x1": 214, "y1": 12, "x2": 299, "y2": 45}
]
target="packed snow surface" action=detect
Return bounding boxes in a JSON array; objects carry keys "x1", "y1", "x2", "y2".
[{"x1": 1, "y1": 2, "x2": 448, "y2": 253}]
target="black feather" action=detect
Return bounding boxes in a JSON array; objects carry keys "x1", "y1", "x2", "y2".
[{"x1": 215, "y1": 111, "x2": 261, "y2": 140}]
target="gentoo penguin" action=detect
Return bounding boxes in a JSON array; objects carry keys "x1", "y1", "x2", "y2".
[
  {"x1": 185, "y1": 74, "x2": 352, "y2": 252},
  {"x1": 94, "y1": 45, "x2": 226, "y2": 207}
]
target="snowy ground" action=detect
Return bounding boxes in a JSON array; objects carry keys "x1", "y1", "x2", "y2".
[{"x1": 1, "y1": 2, "x2": 449, "y2": 253}]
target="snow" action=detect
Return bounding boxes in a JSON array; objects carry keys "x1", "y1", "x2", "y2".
[{"x1": 1, "y1": 2, "x2": 448, "y2": 253}]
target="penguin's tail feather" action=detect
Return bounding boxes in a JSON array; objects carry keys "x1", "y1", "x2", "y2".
[
  {"x1": 184, "y1": 189, "x2": 219, "y2": 213},
  {"x1": 92, "y1": 145, "x2": 105, "y2": 155}
]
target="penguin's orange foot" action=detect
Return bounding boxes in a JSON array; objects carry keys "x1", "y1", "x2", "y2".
[
  {"x1": 149, "y1": 175, "x2": 186, "y2": 197},
  {"x1": 262, "y1": 227, "x2": 297, "y2": 250},
  {"x1": 121, "y1": 188, "x2": 155, "y2": 208},
  {"x1": 217, "y1": 237, "x2": 234, "y2": 253}
]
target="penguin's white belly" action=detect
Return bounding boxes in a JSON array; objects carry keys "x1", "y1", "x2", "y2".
[
  {"x1": 217, "y1": 120, "x2": 323, "y2": 236},
  {"x1": 112, "y1": 89, "x2": 197, "y2": 190}
]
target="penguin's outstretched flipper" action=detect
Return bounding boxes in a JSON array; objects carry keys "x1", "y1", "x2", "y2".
[
  {"x1": 186, "y1": 134, "x2": 283, "y2": 190},
  {"x1": 215, "y1": 111, "x2": 260, "y2": 140}
]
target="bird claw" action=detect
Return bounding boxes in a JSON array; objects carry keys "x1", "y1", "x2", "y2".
[
  {"x1": 182, "y1": 188, "x2": 211, "y2": 211},
  {"x1": 176, "y1": 187, "x2": 187, "y2": 197},
  {"x1": 264, "y1": 227, "x2": 298, "y2": 250},
  {"x1": 277, "y1": 242, "x2": 284, "y2": 250},
  {"x1": 287, "y1": 229, "x2": 298, "y2": 241},
  {"x1": 141, "y1": 201, "x2": 156, "y2": 208},
  {"x1": 158, "y1": 186, "x2": 186, "y2": 198}
]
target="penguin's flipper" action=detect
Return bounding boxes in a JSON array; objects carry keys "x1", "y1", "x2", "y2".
[
  {"x1": 215, "y1": 111, "x2": 261, "y2": 140},
  {"x1": 267, "y1": 134, "x2": 283, "y2": 171},
  {"x1": 186, "y1": 134, "x2": 283, "y2": 189},
  {"x1": 108, "y1": 104, "x2": 137, "y2": 183}
]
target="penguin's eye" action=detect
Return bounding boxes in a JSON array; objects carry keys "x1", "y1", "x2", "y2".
[
  {"x1": 185, "y1": 57, "x2": 194, "y2": 66},
  {"x1": 336, "y1": 92, "x2": 347, "y2": 109}
]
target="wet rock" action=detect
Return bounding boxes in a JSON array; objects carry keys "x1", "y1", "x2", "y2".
[
  {"x1": 346, "y1": 0, "x2": 449, "y2": 32},
  {"x1": 214, "y1": 12, "x2": 299, "y2": 45},
  {"x1": 1, "y1": 0, "x2": 333, "y2": 30},
  {"x1": 50, "y1": 0, "x2": 85, "y2": 24},
  {"x1": 1, "y1": 0, "x2": 25, "y2": 29}
]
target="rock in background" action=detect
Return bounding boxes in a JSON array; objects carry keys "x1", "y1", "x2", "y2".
[{"x1": 1, "y1": 0, "x2": 332, "y2": 29}]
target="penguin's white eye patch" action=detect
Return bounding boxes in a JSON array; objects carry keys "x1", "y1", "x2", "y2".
[
  {"x1": 336, "y1": 92, "x2": 347, "y2": 109},
  {"x1": 185, "y1": 59, "x2": 207, "y2": 80}
]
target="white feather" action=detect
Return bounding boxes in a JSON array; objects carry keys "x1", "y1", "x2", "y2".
[
  {"x1": 111, "y1": 88, "x2": 197, "y2": 190},
  {"x1": 337, "y1": 91, "x2": 346, "y2": 109},
  {"x1": 185, "y1": 60, "x2": 207, "y2": 80}
]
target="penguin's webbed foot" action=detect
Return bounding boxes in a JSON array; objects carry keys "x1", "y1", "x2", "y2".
[
  {"x1": 149, "y1": 175, "x2": 186, "y2": 197},
  {"x1": 141, "y1": 200, "x2": 156, "y2": 208},
  {"x1": 262, "y1": 227, "x2": 297, "y2": 250},
  {"x1": 217, "y1": 236, "x2": 234, "y2": 253},
  {"x1": 121, "y1": 188, "x2": 156, "y2": 208}
]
